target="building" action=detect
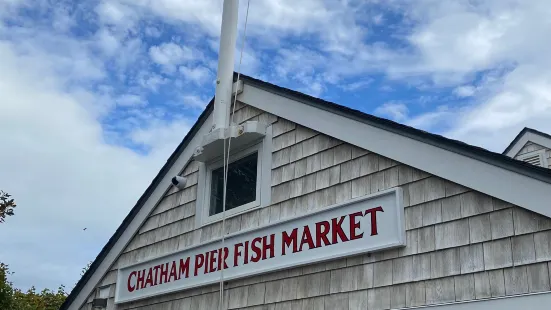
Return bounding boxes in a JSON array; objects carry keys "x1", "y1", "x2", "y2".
[
  {"x1": 58, "y1": 73, "x2": 551, "y2": 310},
  {"x1": 504, "y1": 127, "x2": 551, "y2": 169}
]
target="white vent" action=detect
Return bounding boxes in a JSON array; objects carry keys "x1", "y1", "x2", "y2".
[
  {"x1": 516, "y1": 150, "x2": 546, "y2": 167},
  {"x1": 523, "y1": 154, "x2": 542, "y2": 166}
]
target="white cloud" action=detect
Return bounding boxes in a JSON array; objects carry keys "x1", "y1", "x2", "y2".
[
  {"x1": 0, "y1": 3, "x2": 196, "y2": 292},
  {"x1": 95, "y1": 28, "x2": 121, "y2": 56},
  {"x1": 116, "y1": 0, "x2": 223, "y2": 36},
  {"x1": 374, "y1": 102, "x2": 409, "y2": 122},
  {"x1": 144, "y1": 26, "x2": 162, "y2": 38},
  {"x1": 393, "y1": 0, "x2": 551, "y2": 150},
  {"x1": 149, "y1": 42, "x2": 203, "y2": 72},
  {"x1": 181, "y1": 94, "x2": 210, "y2": 109},
  {"x1": 406, "y1": 106, "x2": 454, "y2": 132},
  {"x1": 96, "y1": 0, "x2": 138, "y2": 30},
  {"x1": 453, "y1": 85, "x2": 476, "y2": 97},
  {"x1": 0, "y1": 42, "x2": 192, "y2": 290},
  {"x1": 339, "y1": 79, "x2": 374, "y2": 92},
  {"x1": 137, "y1": 73, "x2": 168, "y2": 92},
  {"x1": 127, "y1": 0, "x2": 551, "y2": 153},
  {"x1": 179, "y1": 65, "x2": 212, "y2": 85},
  {"x1": 131, "y1": 119, "x2": 192, "y2": 156},
  {"x1": 0, "y1": 0, "x2": 28, "y2": 16},
  {"x1": 0, "y1": 40, "x2": 163, "y2": 289},
  {"x1": 116, "y1": 94, "x2": 146, "y2": 106}
]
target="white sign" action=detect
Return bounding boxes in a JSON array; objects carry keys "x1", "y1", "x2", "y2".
[{"x1": 115, "y1": 188, "x2": 405, "y2": 303}]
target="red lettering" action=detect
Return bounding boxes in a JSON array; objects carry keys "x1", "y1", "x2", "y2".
[
  {"x1": 365, "y1": 206, "x2": 384, "y2": 236},
  {"x1": 127, "y1": 271, "x2": 136, "y2": 292},
  {"x1": 144, "y1": 268, "x2": 153, "y2": 288},
  {"x1": 349, "y1": 211, "x2": 364, "y2": 240},
  {"x1": 299, "y1": 225, "x2": 315, "y2": 251},
  {"x1": 168, "y1": 261, "x2": 178, "y2": 282},
  {"x1": 204, "y1": 251, "x2": 210, "y2": 274},
  {"x1": 331, "y1": 216, "x2": 349, "y2": 244},
  {"x1": 136, "y1": 269, "x2": 145, "y2": 290},
  {"x1": 179, "y1": 257, "x2": 190, "y2": 279},
  {"x1": 233, "y1": 243, "x2": 243, "y2": 267},
  {"x1": 159, "y1": 263, "x2": 168, "y2": 284},
  {"x1": 218, "y1": 247, "x2": 229, "y2": 271},
  {"x1": 194, "y1": 254, "x2": 204, "y2": 276},
  {"x1": 251, "y1": 237, "x2": 263, "y2": 263},
  {"x1": 244, "y1": 240, "x2": 250, "y2": 265},
  {"x1": 262, "y1": 234, "x2": 275, "y2": 260},
  {"x1": 152, "y1": 265, "x2": 160, "y2": 285},
  {"x1": 315, "y1": 221, "x2": 331, "y2": 247},
  {"x1": 209, "y1": 249, "x2": 218, "y2": 273},
  {"x1": 282, "y1": 228, "x2": 298, "y2": 255}
]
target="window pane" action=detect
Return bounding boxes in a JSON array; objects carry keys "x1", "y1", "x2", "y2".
[{"x1": 210, "y1": 152, "x2": 258, "y2": 215}]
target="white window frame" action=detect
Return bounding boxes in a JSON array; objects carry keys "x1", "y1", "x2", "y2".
[
  {"x1": 516, "y1": 149, "x2": 548, "y2": 168},
  {"x1": 204, "y1": 143, "x2": 262, "y2": 223},
  {"x1": 195, "y1": 125, "x2": 273, "y2": 228}
]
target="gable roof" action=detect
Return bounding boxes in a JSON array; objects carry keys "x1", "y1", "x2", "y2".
[
  {"x1": 503, "y1": 127, "x2": 551, "y2": 157},
  {"x1": 240, "y1": 75, "x2": 551, "y2": 183},
  {"x1": 61, "y1": 74, "x2": 551, "y2": 310}
]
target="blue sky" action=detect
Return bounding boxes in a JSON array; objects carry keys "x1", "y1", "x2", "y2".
[{"x1": 1, "y1": 0, "x2": 551, "y2": 292}]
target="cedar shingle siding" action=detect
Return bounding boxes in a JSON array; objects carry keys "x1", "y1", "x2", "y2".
[{"x1": 81, "y1": 104, "x2": 551, "y2": 310}]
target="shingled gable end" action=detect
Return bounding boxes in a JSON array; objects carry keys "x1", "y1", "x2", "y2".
[{"x1": 62, "y1": 74, "x2": 551, "y2": 310}]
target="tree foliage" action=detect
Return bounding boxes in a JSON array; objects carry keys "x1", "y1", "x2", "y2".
[
  {"x1": 0, "y1": 263, "x2": 68, "y2": 310},
  {"x1": 0, "y1": 263, "x2": 16, "y2": 310},
  {"x1": 0, "y1": 191, "x2": 17, "y2": 223}
]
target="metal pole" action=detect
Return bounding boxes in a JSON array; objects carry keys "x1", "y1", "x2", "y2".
[{"x1": 213, "y1": 0, "x2": 239, "y2": 130}]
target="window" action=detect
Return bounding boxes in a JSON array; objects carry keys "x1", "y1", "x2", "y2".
[
  {"x1": 194, "y1": 126, "x2": 273, "y2": 228},
  {"x1": 209, "y1": 152, "x2": 258, "y2": 216},
  {"x1": 199, "y1": 142, "x2": 266, "y2": 224}
]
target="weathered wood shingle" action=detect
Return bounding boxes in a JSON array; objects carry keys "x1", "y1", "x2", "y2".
[
  {"x1": 405, "y1": 281, "x2": 426, "y2": 307},
  {"x1": 368, "y1": 287, "x2": 390, "y2": 310},
  {"x1": 435, "y1": 219, "x2": 470, "y2": 250},
  {"x1": 484, "y1": 238, "x2": 513, "y2": 270},
  {"x1": 426, "y1": 277, "x2": 455, "y2": 305},
  {"x1": 459, "y1": 243, "x2": 484, "y2": 274}
]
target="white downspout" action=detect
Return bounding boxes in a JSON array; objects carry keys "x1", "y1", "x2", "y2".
[{"x1": 213, "y1": 0, "x2": 239, "y2": 130}]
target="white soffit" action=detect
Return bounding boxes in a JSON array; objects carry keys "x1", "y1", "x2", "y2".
[
  {"x1": 65, "y1": 113, "x2": 214, "y2": 310},
  {"x1": 505, "y1": 131, "x2": 551, "y2": 158},
  {"x1": 238, "y1": 83, "x2": 551, "y2": 219}
]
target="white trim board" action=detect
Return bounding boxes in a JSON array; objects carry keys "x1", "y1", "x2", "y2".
[
  {"x1": 64, "y1": 112, "x2": 214, "y2": 310},
  {"x1": 238, "y1": 83, "x2": 551, "y2": 219},
  {"x1": 405, "y1": 292, "x2": 551, "y2": 310},
  {"x1": 505, "y1": 130, "x2": 551, "y2": 158}
]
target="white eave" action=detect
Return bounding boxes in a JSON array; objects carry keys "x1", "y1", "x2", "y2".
[{"x1": 237, "y1": 81, "x2": 551, "y2": 219}]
